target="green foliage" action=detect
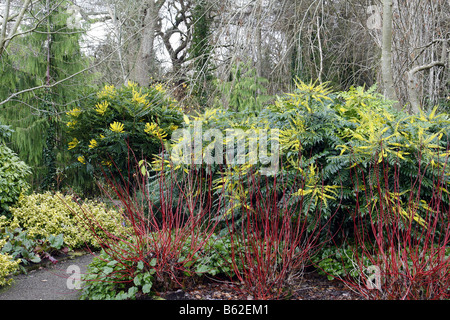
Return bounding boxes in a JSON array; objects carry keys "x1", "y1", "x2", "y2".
[
  {"x1": 0, "y1": 225, "x2": 66, "y2": 272},
  {"x1": 80, "y1": 244, "x2": 157, "y2": 300},
  {"x1": 215, "y1": 61, "x2": 271, "y2": 113},
  {"x1": 168, "y1": 81, "x2": 450, "y2": 241},
  {"x1": 65, "y1": 82, "x2": 183, "y2": 183},
  {"x1": 257, "y1": 81, "x2": 449, "y2": 239},
  {"x1": 184, "y1": 234, "x2": 240, "y2": 277},
  {"x1": 310, "y1": 245, "x2": 372, "y2": 281},
  {"x1": 0, "y1": 124, "x2": 13, "y2": 142},
  {"x1": 0, "y1": 1, "x2": 90, "y2": 190},
  {"x1": 189, "y1": 0, "x2": 213, "y2": 107},
  {"x1": 0, "y1": 138, "x2": 31, "y2": 217},
  {"x1": 1, "y1": 228, "x2": 42, "y2": 266},
  {"x1": 8, "y1": 192, "x2": 126, "y2": 249}
]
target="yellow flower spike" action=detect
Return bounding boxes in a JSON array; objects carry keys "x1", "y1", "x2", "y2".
[
  {"x1": 144, "y1": 122, "x2": 157, "y2": 134},
  {"x1": 88, "y1": 139, "x2": 97, "y2": 149},
  {"x1": 78, "y1": 156, "x2": 86, "y2": 164},
  {"x1": 132, "y1": 88, "x2": 149, "y2": 105},
  {"x1": 110, "y1": 121, "x2": 125, "y2": 133},
  {"x1": 97, "y1": 85, "x2": 117, "y2": 99},
  {"x1": 144, "y1": 122, "x2": 167, "y2": 140},
  {"x1": 66, "y1": 121, "x2": 77, "y2": 128},
  {"x1": 95, "y1": 101, "x2": 109, "y2": 116},
  {"x1": 66, "y1": 108, "x2": 81, "y2": 117},
  {"x1": 68, "y1": 138, "x2": 79, "y2": 150},
  {"x1": 127, "y1": 80, "x2": 137, "y2": 88},
  {"x1": 153, "y1": 83, "x2": 166, "y2": 93},
  {"x1": 101, "y1": 160, "x2": 112, "y2": 167}
]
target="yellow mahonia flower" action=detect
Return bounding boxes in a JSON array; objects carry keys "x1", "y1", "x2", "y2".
[
  {"x1": 101, "y1": 160, "x2": 112, "y2": 167},
  {"x1": 68, "y1": 138, "x2": 79, "y2": 150},
  {"x1": 95, "y1": 101, "x2": 109, "y2": 115},
  {"x1": 100, "y1": 134, "x2": 105, "y2": 140},
  {"x1": 127, "y1": 80, "x2": 138, "y2": 88},
  {"x1": 153, "y1": 83, "x2": 166, "y2": 93},
  {"x1": 66, "y1": 121, "x2": 77, "y2": 128},
  {"x1": 66, "y1": 108, "x2": 81, "y2": 117},
  {"x1": 110, "y1": 121, "x2": 125, "y2": 133},
  {"x1": 78, "y1": 156, "x2": 86, "y2": 164},
  {"x1": 132, "y1": 88, "x2": 148, "y2": 105},
  {"x1": 144, "y1": 122, "x2": 167, "y2": 139},
  {"x1": 89, "y1": 139, "x2": 97, "y2": 149},
  {"x1": 97, "y1": 84, "x2": 117, "y2": 99},
  {"x1": 144, "y1": 122, "x2": 157, "y2": 134}
]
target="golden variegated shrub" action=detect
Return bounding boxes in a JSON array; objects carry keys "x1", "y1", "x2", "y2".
[
  {"x1": 0, "y1": 239, "x2": 20, "y2": 287},
  {"x1": 9, "y1": 192, "x2": 126, "y2": 249}
]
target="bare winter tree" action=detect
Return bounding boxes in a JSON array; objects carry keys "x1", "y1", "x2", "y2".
[
  {"x1": 368, "y1": 0, "x2": 449, "y2": 113},
  {"x1": 2, "y1": 0, "x2": 448, "y2": 111},
  {"x1": 0, "y1": 0, "x2": 34, "y2": 57},
  {"x1": 393, "y1": 0, "x2": 449, "y2": 113}
]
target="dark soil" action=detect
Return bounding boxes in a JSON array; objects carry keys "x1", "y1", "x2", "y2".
[{"x1": 153, "y1": 271, "x2": 365, "y2": 300}]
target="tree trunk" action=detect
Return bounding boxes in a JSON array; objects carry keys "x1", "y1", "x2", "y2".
[
  {"x1": 132, "y1": 0, "x2": 161, "y2": 87},
  {"x1": 381, "y1": 0, "x2": 399, "y2": 110},
  {"x1": 255, "y1": 0, "x2": 263, "y2": 79}
]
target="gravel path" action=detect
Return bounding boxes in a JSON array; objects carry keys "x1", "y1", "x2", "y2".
[{"x1": 0, "y1": 253, "x2": 94, "y2": 300}]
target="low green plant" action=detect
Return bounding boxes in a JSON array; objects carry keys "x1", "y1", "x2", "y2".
[
  {"x1": 80, "y1": 245, "x2": 157, "y2": 300},
  {"x1": 0, "y1": 226, "x2": 67, "y2": 270},
  {"x1": 0, "y1": 238, "x2": 20, "y2": 287},
  {"x1": 186, "y1": 234, "x2": 239, "y2": 277},
  {"x1": 310, "y1": 245, "x2": 372, "y2": 281},
  {"x1": 1, "y1": 227, "x2": 42, "y2": 266}
]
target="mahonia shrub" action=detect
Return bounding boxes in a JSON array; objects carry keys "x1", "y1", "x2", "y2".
[
  {"x1": 0, "y1": 242, "x2": 20, "y2": 287},
  {"x1": 266, "y1": 81, "x2": 449, "y2": 240},
  {"x1": 65, "y1": 81, "x2": 183, "y2": 184},
  {"x1": 0, "y1": 133, "x2": 31, "y2": 217},
  {"x1": 163, "y1": 80, "x2": 450, "y2": 240},
  {"x1": 9, "y1": 192, "x2": 126, "y2": 249}
]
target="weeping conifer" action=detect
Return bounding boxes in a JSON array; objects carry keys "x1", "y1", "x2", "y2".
[
  {"x1": 0, "y1": 0, "x2": 90, "y2": 191},
  {"x1": 189, "y1": 0, "x2": 213, "y2": 108}
]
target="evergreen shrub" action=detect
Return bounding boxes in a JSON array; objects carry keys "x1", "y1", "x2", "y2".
[
  {"x1": 65, "y1": 81, "x2": 183, "y2": 185},
  {"x1": 163, "y1": 81, "x2": 450, "y2": 239},
  {"x1": 0, "y1": 124, "x2": 31, "y2": 217}
]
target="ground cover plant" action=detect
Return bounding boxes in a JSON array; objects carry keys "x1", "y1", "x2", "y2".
[
  {"x1": 0, "y1": 238, "x2": 20, "y2": 286},
  {"x1": 7, "y1": 192, "x2": 125, "y2": 249},
  {"x1": 0, "y1": 191, "x2": 127, "y2": 285}
]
